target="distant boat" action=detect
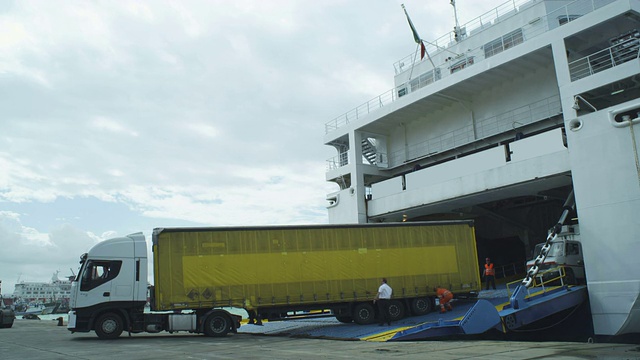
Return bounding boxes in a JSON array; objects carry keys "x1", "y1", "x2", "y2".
[
  {"x1": 12, "y1": 271, "x2": 73, "y2": 315},
  {"x1": 14, "y1": 303, "x2": 46, "y2": 316},
  {"x1": 41, "y1": 302, "x2": 58, "y2": 315}
]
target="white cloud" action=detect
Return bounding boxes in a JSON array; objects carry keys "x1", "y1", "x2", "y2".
[
  {"x1": 0, "y1": 0, "x2": 505, "y2": 296},
  {"x1": 90, "y1": 117, "x2": 139, "y2": 137},
  {"x1": 186, "y1": 122, "x2": 219, "y2": 138},
  {"x1": 0, "y1": 212, "x2": 104, "y2": 294}
]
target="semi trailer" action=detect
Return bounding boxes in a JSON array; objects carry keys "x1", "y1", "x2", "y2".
[{"x1": 67, "y1": 221, "x2": 481, "y2": 339}]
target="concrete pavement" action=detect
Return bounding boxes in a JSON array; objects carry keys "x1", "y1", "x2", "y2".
[{"x1": 1, "y1": 318, "x2": 639, "y2": 360}]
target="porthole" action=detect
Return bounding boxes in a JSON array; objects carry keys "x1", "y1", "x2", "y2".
[{"x1": 568, "y1": 118, "x2": 583, "y2": 132}]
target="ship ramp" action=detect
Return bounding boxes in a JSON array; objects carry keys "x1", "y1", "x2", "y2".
[{"x1": 238, "y1": 268, "x2": 587, "y2": 342}]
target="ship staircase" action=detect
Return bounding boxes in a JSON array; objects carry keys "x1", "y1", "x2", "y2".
[{"x1": 361, "y1": 138, "x2": 378, "y2": 165}]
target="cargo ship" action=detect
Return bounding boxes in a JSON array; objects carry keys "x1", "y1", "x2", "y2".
[{"x1": 324, "y1": 0, "x2": 639, "y2": 336}]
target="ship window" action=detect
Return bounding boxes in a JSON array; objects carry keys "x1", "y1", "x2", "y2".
[
  {"x1": 80, "y1": 260, "x2": 123, "y2": 291},
  {"x1": 484, "y1": 29, "x2": 524, "y2": 58},
  {"x1": 566, "y1": 243, "x2": 580, "y2": 255},
  {"x1": 558, "y1": 15, "x2": 580, "y2": 26},
  {"x1": 547, "y1": 242, "x2": 564, "y2": 257},
  {"x1": 450, "y1": 56, "x2": 475, "y2": 74},
  {"x1": 503, "y1": 29, "x2": 523, "y2": 50},
  {"x1": 484, "y1": 39, "x2": 503, "y2": 57},
  {"x1": 408, "y1": 68, "x2": 442, "y2": 92}
]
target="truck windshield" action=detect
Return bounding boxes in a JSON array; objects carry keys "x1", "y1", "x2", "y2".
[
  {"x1": 74, "y1": 254, "x2": 88, "y2": 282},
  {"x1": 547, "y1": 242, "x2": 564, "y2": 257},
  {"x1": 530, "y1": 244, "x2": 544, "y2": 261}
]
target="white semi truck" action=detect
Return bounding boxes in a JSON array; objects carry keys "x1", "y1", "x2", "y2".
[{"x1": 67, "y1": 221, "x2": 481, "y2": 339}]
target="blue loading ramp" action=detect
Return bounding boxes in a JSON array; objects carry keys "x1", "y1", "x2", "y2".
[
  {"x1": 388, "y1": 299, "x2": 502, "y2": 341},
  {"x1": 237, "y1": 284, "x2": 588, "y2": 341},
  {"x1": 387, "y1": 284, "x2": 588, "y2": 341}
]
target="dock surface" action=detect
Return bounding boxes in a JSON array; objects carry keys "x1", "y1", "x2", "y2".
[{"x1": 1, "y1": 317, "x2": 638, "y2": 360}]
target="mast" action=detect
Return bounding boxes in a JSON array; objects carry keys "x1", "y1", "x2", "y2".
[{"x1": 451, "y1": 0, "x2": 462, "y2": 42}]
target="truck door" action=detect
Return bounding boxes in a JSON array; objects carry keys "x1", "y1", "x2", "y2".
[
  {"x1": 75, "y1": 260, "x2": 131, "y2": 308},
  {"x1": 564, "y1": 241, "x2": 585, "y2": 281}
]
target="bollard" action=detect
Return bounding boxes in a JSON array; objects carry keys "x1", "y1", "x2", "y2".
[{"x1": 57, "y1": 317, "x2": 64, "y2": 326}]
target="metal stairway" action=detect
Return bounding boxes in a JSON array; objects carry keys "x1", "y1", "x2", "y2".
[{"x1": 361, "y1": 138, "x2": 377, "y2": 165}]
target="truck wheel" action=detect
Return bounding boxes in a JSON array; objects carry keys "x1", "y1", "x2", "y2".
[
  {"x1": 335, "y1": 315, "x2": 353, "y2": 323},
  {"x1": 204, "y1": 313, "x2": 231, "y2": 337},
  {"x1": 410, "y1": 297, "x2": 433, "y2": 315},
  {"x1": 353, "y1": 303, "x2": 376, "y2": 325},
  {"x1": 94, "y1": 313, "x2": 123, "y2": 339},
  {"x1": 388, "y1": 300, "x2": 406, "y2": 321}
]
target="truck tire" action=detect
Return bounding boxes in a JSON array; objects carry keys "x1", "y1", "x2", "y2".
[
  {"x1": 388, "y1": 300, "x2": 406, "y2": 321},
  {"x1": 204, "y1": 313, "x2": 231, "y2": 337},
  {"x1": 94, "y1": 313, "x2": 123, "y2": 339},
  {"x1": 353, "y1": 303, "x2": 376, "y2": 325},
  {"x1": 410, "y1": 297, "x2": 433, "y2": 315}
]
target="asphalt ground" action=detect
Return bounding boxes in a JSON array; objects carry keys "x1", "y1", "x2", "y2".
[{"x1": 1, "y1": 318, "x2": 639, "y2": 360}]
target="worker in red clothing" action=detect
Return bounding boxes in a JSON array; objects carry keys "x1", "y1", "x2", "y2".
[
  {"x1": 484, "y1": 257, "x2": 496, "y2": 290},
  {"x1": 434, "y1": 287, "x2": 453, "y2": 313}
]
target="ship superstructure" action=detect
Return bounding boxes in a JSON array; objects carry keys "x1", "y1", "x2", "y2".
[
  {"x1": 13, "y1": 271, "x2": 73, "y2": 303},
  {"x1": 324, "y1": 0, "x2": 639, "y2": 336}
]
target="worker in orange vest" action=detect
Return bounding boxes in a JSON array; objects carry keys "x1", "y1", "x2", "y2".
[
  {"x1": 434, "y1": 287, "x2": 453, "y2": 313},
  {"x1": 484, "y1": 257, "x2": 496, "y2": 290}
]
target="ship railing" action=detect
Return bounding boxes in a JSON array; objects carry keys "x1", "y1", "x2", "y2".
[
  {"x1": 326, "y1": 152, "x2": 349, "y2": 171},
  {"x1": 569, "y1": 38, "x2": 640, "y2": 81},
  {"x1": 495, "y1": 261, "x2": 527, "y2": 280},
  {"x1": 506, "y1": 266, "x2": 573, "y2": 297},
  {"x1": 324, "y1": 89, "x2": 397, "y2": 134},
  {"x1": 385, "y1": 95, "x2": 561, "y2": 168},
  {"x1": 325, "y1": 0, "x2": 614, "y2": 135}
]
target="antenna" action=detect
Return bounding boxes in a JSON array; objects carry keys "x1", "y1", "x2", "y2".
[{"x1": 451, "y1": 0, "x2": 462, "y2": 42}]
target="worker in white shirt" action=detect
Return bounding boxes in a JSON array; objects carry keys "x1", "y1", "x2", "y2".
[{"x1": 373, "y1": 278, "x2": 393, "y2": 326}]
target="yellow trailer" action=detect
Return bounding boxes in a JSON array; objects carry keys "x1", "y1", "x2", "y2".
[{"x1": 152, "y1": 220, "x2": 480, "y2": 325}]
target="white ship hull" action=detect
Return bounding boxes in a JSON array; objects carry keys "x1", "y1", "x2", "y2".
[
  {"x1": 324, "y1": 0, "x2": 640, "y2": 336},
  {"x1": 566, "y1": 102, "x2": 640, "y2": 335}
]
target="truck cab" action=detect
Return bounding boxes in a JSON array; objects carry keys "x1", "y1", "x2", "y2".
[
  {"x1": 68, "y1": 233, "x2": 150, "y2": 338},
  {"x1": 526, "y1": 225, "x2": 585, "y2": 284},
  {"x1": 68, "y1": 232, "x2": 241, "y2": 339}
]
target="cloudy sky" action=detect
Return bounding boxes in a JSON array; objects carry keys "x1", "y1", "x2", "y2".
[{"x1": 0, "y1": 0, "x2": 501, "y2": 295}]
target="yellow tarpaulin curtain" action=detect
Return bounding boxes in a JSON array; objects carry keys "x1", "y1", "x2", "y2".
[{"x1": 153, "y1": 223, "x2": 480, "y2": 310}]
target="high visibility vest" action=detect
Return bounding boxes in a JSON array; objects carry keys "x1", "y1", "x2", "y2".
[
  {"x1": 485, "y1": 263, "x2": 495, "y2": 276},
  {"x1": 436, "y1": 288, "x2": 452, "y2": 298}
]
